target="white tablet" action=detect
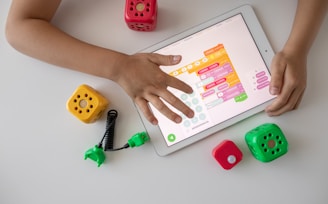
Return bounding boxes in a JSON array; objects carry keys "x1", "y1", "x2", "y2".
[{"x1": 138, "y1": 4, "x2": 275, "y2": 156}]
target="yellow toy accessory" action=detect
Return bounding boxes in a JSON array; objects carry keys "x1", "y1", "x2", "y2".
[{"x1": 66, "y1": 84, "x2": 109, "y2": 123}]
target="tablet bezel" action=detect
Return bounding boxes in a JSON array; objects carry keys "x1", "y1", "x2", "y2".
[{"x1": 137, "y1": 4, "x2": 275, "y2": 156}]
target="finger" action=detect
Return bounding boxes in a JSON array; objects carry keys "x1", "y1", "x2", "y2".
[
  {"x1": 266, "y1": 92, "x2": 294, "y2": 116},
  {"x1": 269, "y1": 54, "x2": 286, "y2": 95},
  {"x1": 266, "y1": 80, "x2": 295, "y2": 114},
  {"x1": 266, "y1": 87, "x2": 303, "y2": 116},
  {"x1": 147, "y1": 94, "x2": 184, "y2": 124},
  {"x1": 159, "y1": 90, "x2": 194, "y2": 119},
  {"x1": 135, "y1": 98, "x2": 158, "y2": 125},
  {"x1": 266, "y1": 92, "x2": 290, "y2": 114},
  {"x1": 166, "y1": 75, "x2": 193, "y2": 94},
  {"x1": 149, "y1": 53, "x2": 182, "y2": 66},
  {"x1": 293, "y1": 91, "x2": 304, "y2": 110}
]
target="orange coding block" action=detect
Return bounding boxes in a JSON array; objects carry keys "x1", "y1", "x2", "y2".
[{"x1": 66, "y1": 84, "x2": 109, "y2": 123}]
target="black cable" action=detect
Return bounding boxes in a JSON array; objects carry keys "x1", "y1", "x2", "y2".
[
  {"x1": 107, "y1": 143, "x2": 130, "y2": 151},
  {"x1": 98, "y1": 109, "x2": 129, "y2": 151},
  {"x1": 102, "y1": 110, "x2": 117, "y2": 150}
]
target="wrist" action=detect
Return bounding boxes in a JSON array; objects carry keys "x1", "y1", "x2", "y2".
[
  {"x1": 100, "y1": 50, "x2": 128, "y2": 82},
  {"x1": 281, "y1": 41, "x2": 308, "y2": 59}
]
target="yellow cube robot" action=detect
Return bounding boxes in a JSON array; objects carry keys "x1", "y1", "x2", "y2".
[{"x1": 66, "y1": 84, "x2": 109, "y2": 123}]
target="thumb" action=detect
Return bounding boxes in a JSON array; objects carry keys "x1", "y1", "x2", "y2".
[
  {"x1": 150, "y1": 53, "x2": 182, "y2": 66},
  {"x1": 269, "y1": 53, "x2": 285, "y2": 95}
]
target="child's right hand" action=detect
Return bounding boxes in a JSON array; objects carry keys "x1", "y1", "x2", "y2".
[{"x1": 112, "y1": 53, "x2": 195, "y2": 125}]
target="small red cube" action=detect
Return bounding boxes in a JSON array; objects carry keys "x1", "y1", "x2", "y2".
[
  {"x1": 212, "y1": 140, "x2": 243, "y2": 170},
  {"x1": 124, "y1": 0, "x2": 158, "y2": 31}
]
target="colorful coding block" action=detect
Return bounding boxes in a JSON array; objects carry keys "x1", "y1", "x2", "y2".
[
  {"x1": 212, "y1": 140, "x2": 243, "y2": 170},
  {"x1": 169, "y1": 44, "x2": 248, "y2": 110},
  {"x1": 245, "y1": 123, "x2": 288, "y2": 162},
  {"x1": 66, "y1": 84, "x2": 109, "y2": 123}
]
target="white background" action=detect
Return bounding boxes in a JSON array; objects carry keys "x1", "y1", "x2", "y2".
[{"x1": 1, "y1": 0, "x2": 328, "y2": 203}]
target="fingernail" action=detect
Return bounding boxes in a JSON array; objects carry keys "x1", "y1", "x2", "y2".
[
  {"x1": 187, "y1": 111, "x2": 194, "y2": 118},
  {"x1": 172, "y1": 55, "x2": 181, "y2": 63},
  {"x1": 265, "y1": 108, "x2": 273, "y2": 117},
  {"x1": 266, "y1": 111, "x2": 273, "y2": 117},
  {"x1": 151, "y1": 119, "x2": 158, "y2": 125},
  {"x1": 175, "y1": 117, "x2": 182, "y2": 123},
  {"x1": 270, "y1": 87, "x2": 279, "y2": 95}
]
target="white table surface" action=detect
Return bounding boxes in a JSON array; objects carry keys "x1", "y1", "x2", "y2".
[{"x1": 1, "y1": 0, "x2": 328, "y2": 203}]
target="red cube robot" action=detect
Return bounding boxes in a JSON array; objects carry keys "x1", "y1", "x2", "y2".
[
  {"x1": 124, "y1": 0, "x2": 158, "y2": 31},
  {"x1": 212, "y1": 140, "x2": 243, "y2": 170}
]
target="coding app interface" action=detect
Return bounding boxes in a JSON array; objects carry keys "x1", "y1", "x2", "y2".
[{"x1": 153, "y1": 14, "x2": 274, "y2": 146}]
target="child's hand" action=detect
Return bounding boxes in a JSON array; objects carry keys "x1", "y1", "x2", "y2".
[
  {"x1": 113, "y1": 53, "x2": 195, "y2": 125},
  {"x1": 265, "y1": 50, "x2": 307, "y2": 116}
]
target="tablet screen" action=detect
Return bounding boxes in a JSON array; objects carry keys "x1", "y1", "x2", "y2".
[{"x1": 151, "y1": 13, "x2": 275, "y2": 147}]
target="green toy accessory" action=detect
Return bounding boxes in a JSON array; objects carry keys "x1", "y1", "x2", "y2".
[
  {"x1": 84, "y1": 145, "x2": 106, "y2": 167},
  {"x1": 84, "y1": 110, "x2": 150, "y2": 167},
  {"x1": 128, "y1": 132, "x2": 150, "y2": 148}
]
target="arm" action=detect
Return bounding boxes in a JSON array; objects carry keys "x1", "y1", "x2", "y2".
[
  {"x1": 5, "y1": 0, "x2": 194, "y2": 125},
  {"x1": 266, "y1": 0, "x2": 328, "y2": 116}
]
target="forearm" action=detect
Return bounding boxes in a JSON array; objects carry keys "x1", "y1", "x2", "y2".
[
  {"x1": 5, "y1": 0, "x2": 126, "y2": 81},
  {"x1": 283, "y1": 0, "x2": 328, "y2": 56},
  {"x1": 266, "y1": 0, "x2": 327, "y2": 116}
]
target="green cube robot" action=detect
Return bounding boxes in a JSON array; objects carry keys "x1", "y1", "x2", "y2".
[{"x1": 245, "y1": 123, "x2": 288, "y2": 162}]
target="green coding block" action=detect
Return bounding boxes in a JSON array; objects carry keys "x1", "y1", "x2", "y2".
[{"x1": 245, "y1": 123, "x2": 288, "y2": 162}]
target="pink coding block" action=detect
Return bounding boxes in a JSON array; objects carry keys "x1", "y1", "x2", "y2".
[{"x1": 212, "y1": 140, "x2": 243, "y2": 170}]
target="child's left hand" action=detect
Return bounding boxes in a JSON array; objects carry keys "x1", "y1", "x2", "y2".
[{"x1": 265, "y1": 50, "x2": 307, "y2": 116}]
